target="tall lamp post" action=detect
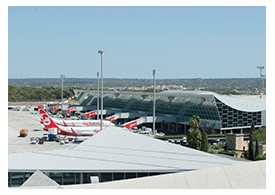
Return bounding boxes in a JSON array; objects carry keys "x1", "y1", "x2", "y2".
[
  {"x1": 97, "y1": 72, "x2": 100, "y2": 120},
  {"x1": 60, "y1": 74, "x2": 65, "y2": 111},
  {"x1": 153, "y1": 69, "x2": 156, "y2": 135},
  {"x1": 98, "y1": 50, "x2": 104, "y2": 130},
  {"x1": 257, "y1": 66, "x2": 265, "y2": 98}
]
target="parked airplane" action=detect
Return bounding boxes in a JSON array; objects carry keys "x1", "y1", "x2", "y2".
[
  {"x1": 38, "y1": 106, "x2": 114, "y2": 127},
  {"x1": 42, "y1": 115, "x2": 102, "y2": 136}
]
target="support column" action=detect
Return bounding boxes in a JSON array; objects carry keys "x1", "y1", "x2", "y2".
[{"x1": 80, "y1": 173, "x2": 83, "y2": 184}]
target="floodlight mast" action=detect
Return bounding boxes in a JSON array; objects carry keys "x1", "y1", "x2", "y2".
[
  {"x1": 257, "y1": 66, "x2": 265, "y2": 98},
  {"x1": 60, "y1": 74, "x2": 65, "y2": 111},
  {"x1": 98, "y1": 50, "x2": 104, "y2": 130},
  {"x1": 153, "y1": 69, "x2": 156, "y2": 135},
  {"x1": 97, "y1": 72, "x2": 99, "y2": 120}
]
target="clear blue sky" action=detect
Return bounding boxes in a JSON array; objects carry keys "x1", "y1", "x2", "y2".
[{"x1": 8, "y1": 6, "x2": 266, "y2": 79}]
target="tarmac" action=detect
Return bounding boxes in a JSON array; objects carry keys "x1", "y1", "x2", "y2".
[{"x1": 8, "y1": 110, "x2": 77, "y2": 154}]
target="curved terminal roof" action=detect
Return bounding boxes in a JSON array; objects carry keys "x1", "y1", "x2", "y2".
[
  {"x1": 77, "y1": 90, "x2": 265, "y2": 114},
  {"x1": 160, "y1": 90, "x2": 266, "y2": 112}
]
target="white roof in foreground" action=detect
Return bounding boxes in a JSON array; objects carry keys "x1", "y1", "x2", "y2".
[
  {"x1": 16, "y1": 160, "x2": 265, "y2": 189},
  {"x1": 9, "y1": 126, "x2": 242, "y2": 173},
  {"x1": 21, "y1": 170, "x2": 61, "y2": 188},
  {"x1": 63, "y1": 160, "x2": 265, "y2": 189}
]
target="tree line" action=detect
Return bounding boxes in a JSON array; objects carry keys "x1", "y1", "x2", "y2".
[{"x1": 8, "y1": 85, "x2": 76, "y2": 102}]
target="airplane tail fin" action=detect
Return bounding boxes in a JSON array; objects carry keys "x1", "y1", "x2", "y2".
[
  {"x1": 38, "y1": 106, "x2": 49, "y2": 117},
  {"x1": 38, "y1": 107, "x2": 49, "y2": 125},
  {"x1": 42, "y1": 115, "x2": 59, "y2": 129}
]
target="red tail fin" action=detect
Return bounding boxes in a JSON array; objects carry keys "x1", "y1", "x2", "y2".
[
  {"x1": 42, "y1": 115, "x2": 59, "y2": 129},
  {"x1": 85, "y1": 110, "x2": 96, "y2": 119},
  {"x1": 38, "y1": 107, "x2": 48, "y2": 117},
  {"x1": 38, "y1": 107, "x2": 49, "y2": 124}
]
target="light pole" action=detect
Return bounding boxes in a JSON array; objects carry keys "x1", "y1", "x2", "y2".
[
  {"x1": 98, "y1": 50, "x2": 104, "y2": 130},
  {"x1": 257, "y1": 66, "x2": 265, "y2": 98},
  {"x1": 60, "y1": 74, "x2": 65, "y2": 111},
  {"x1": 153, "y1": 69, "x2": 156, "y2": 135},
  {"x1": 97, "y1": 72, "x2": 99, "y2": 120}
]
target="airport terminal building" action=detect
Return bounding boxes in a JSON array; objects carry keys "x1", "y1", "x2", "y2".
[
  {"x1": 75, "y1": 90, "x2": 266, "y2": 134},
  {"x1": 8, "y1": 91, "x2": 266, "y2": 188}
]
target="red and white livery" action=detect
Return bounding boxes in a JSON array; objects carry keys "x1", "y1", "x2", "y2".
[
  {"x1": 38, "y1": 106, "x2": 114, "y2": 128},
  {"x1": 42, "y1": 115, "x2": 101, "y2": 136}
]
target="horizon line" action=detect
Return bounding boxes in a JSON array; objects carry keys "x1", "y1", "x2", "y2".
[{"x1": 8, "y1": 77, "x2": 262, "y2": 80}]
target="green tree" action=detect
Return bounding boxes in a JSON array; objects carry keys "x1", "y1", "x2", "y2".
[
  {"x1": 187, "y1": 128, "x2": 202, "y2": 149},
  {"x1": 255, "y1": 140, "x2": 260, "y2": 159},
  {"x1": 201, "y1": 130, "x2": 209, "y2": 152},
  {"x1": 189, "y1": 115, "x2": 201, "y2": 129},
  {"x1": 8, "y1": 85, "x2": 75, "y2": 102},
  {"x1": 187, "y1": 115, "x2": 202, "y2": 149},
  {"x1": 248, "y1": 124, "x2": 266, "y2": 160},
  {"x1": 248, "y1": 123, "x2": 256, "y2": 160}
]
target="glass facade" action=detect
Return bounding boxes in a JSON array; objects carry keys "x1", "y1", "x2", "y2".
[
  {"x1": 77, "y1": 91, "x2": 264, "y2": 132},
  {"x1": 8, "y1": 172, "x2": 32, "y2": 187},
  {"x1": 84, "y1": 92, "x2": 220, "y2": 121},
  {"x1": 8, "y1": 172, "x2": 169, "y2": 187},
  {"x1": 215, "y1": 98, "x2": 262, "y2": 129}
]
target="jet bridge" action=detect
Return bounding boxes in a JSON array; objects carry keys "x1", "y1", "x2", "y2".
[
  {"x1": 122, "y1": 116, "x2": 170, "y2": 129},
  {"x1": 107, "y1": 113, "x2": 131, "y2": 122}
]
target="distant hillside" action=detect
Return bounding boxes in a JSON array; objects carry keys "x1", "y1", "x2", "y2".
[{"x1": 8, "y1": 78, "x2": 264, "y2": 94}]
